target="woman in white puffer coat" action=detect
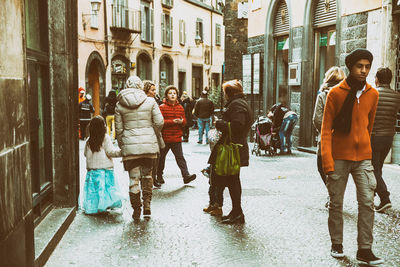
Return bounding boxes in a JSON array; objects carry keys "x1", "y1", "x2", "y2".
[{"x1": 115, "y1": 76, "x2": 164, "y2": 220}]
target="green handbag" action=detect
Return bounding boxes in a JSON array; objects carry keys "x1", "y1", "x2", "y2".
[{"x1": 214, "y1": 122, "x2": 242, "y2": 176}]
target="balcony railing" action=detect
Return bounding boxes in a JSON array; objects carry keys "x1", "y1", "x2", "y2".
[{"x1": 111, "y1": 5, "x2": 141, "y2": 34}]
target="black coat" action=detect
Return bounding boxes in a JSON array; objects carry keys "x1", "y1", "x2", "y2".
[
  {"x1": 194, "y1": 97, "x2": 214, "y2": 119},
  {"x1": 208, "y1": 94, "x2": 252, "y2": 167},
  {"x1": 182, "y1": 98, "x2": 194, "y2": 127}
]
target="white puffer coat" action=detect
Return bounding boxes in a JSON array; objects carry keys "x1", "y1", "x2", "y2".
[{"x1": 115, "y1": 88, "x2": 164, "y2": 157}]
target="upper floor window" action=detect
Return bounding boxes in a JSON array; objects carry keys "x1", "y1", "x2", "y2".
[
  {"x1": 162, "y1": 0, "x2": 173, "y2": 8},
  {"x1": 215, "y1": 23, "x2": 221, "y2": 46},
  {"x1": 161, "y1": 13, "x2": 173, "y2": 47},
  {"x1": 196, "y1": 18, "x2": 203, "y2": 43},
  {"x1": 179, "y1": 19, "x2": 186, "y2": 45},
  {"x1": 141, "y1": 3, "x2": 154, "y2": 42},
  {"x1": 91, "y1": 4, "x2": 99, "y2": 29}
]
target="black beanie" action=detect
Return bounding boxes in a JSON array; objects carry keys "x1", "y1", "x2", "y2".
[{"x1": 345, "y1": 48, "x2": 373, "y2": 70}]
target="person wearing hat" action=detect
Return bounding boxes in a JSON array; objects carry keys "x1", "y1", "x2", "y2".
[
  {"x1": 320, "y1": 48, "x2": 383, "y2": 265},
  {"x1": 193, "y1": 89, "x2": 214, "y2": 144},
  {"x1": 180, "y1": 91, "x2": 194, "y2": 142},
  {"x1": 79, "y1": 87, "x2": 86, "y2": 104},
  {"x1": 79, "y1": 93, "x2": 95, "y2": 140}
]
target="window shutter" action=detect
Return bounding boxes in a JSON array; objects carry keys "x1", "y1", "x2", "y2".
[
  {"x1": 273, "y1": 1, "x2": 289, "y2": 35},
  {"x1": 141, "y1": 5, "x2": 146, "y2": 40},
  {"x1": 184, "y1": 21, "x2": 186, "y2": 45},
  {"x1": 313, "y1": 0, "x2": 337, "y2": 27},
  {"x1": 196, "y1": 20, "x2": 200, "y2": 38},
  {"x1": 150, "y1": 8, "x2": 154, "y2": 42},
  {"x1": 169, "y1": 16, "x2": 173, "y2": 46},
  {"x1": 179, "y1": 20, "x2": 182, "y2": 44},
  {"x1": 161, "y1": 13, "x2": 165, "y2": 45}
]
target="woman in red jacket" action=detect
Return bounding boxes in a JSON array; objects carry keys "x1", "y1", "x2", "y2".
[{"x1": 157, "y1": 85, "x2": 196, "y2": 185}]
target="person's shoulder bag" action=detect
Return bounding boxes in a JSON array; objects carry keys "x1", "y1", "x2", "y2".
[{"x1": 214, "y1": 122, "x2": 242, "y2": 176}]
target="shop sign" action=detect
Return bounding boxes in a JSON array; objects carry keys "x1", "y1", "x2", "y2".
[
  {"x1": 277, "y1": 37, "x2": 288, "y2": 51},
  {"x1": 319, "y1": 33, "x2": 328, "y2": 47},
  {"x1": 112, "y1": 59, "x2": 127, "y2": 74}
]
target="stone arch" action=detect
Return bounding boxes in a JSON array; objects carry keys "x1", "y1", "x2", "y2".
[
  {"x1": 159, "y1": 54, "x2": 174, "y2": 96},
  {"x1": 85, "y1": 51, "x2": 106, "y2": 116},
  {"x1": 136, "y1": 50, "x2": 153, "y2": 81},
  {"x1": 263, "y1": 0, "x2": 293, "y2": 112}
]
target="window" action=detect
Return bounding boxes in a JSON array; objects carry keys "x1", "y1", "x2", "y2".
[
  {"x1": 215, "y1": 23, "x2": 221, "y2": 46},
  {"x1": 141, "y1": 3, "x2": 154, "y2": 42},
  {"x1": 162, "y1": 0, "x2": 173, "y2": 8},
  {"x1": 196, "y1": 18, "x2": 203, "y2": 42},
  {"x1": 161, "y1": 13, "x2": 173, "y2": 46},
  {"x1": 179, "y1": 19, "x2": 186, "y2": 45},
  {"x1": 91, "y1": 4, "x2": 99, "y2": 28}
]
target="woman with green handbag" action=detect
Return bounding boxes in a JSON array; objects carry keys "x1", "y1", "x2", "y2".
[{"x1": 208, "y1": 80, "x2": 253, "y2": 224}]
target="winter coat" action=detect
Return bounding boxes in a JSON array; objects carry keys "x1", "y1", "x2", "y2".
[
  {"x1": 182, "y1": 98, "x2": 194, "y2": 127},
  {"x1": 159, "y1": 100, "x2": 186, "y2": 143},
  {"x1": 79, "y1": 99, "x2": 95, "y2": 121},
  {"x1": 103, "y1": 91, "x2": 118, "y2": 116},
  {"x1": 208, "y1": 94, "x2": 253, "y2": 167},
  {"x1": 194, "y1": 97, "x2": 214, "y2": 119},
  {"x1": 115, "y1": 88, "x2": 164, "y2": 158},
  {"x1": 270, "y1": 103, "x2": 289, "y2": 132},
  {"x1": 85, "y1": 134, "x2": 121, "y2": 169},
  {"x1": 321, "y1": 79, "x2": 378, "y2": 174},
  {"x1": 371, "y1": 85, "x2": 400, "y2": 137},
  {"x1": 312, "y1": 85, "x2": 331, "y2": 155}
]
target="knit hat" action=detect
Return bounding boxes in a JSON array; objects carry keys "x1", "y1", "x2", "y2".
[
  {"x1": 79, "y1": 87, "x2": 85, "y2": 93},
  {"x1": 345, "y1": 48, "x2": 373, "y2": 70},
  {"x1": 125, "y1": 76, "x2": 143, "y2": 90}
]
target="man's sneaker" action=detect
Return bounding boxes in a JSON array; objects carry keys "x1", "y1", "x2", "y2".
[
  {"x1": 375, "y1": 199, "x2": 392, "y2": 213},
  {"x1": 330, "y1": 244, "x2": 344, "y2": 258},
  {"x1": 210, "y1": 207, "x2": 223, "y2": 217},
  {"x1": 197, "y1": 141, "x2": 202, "y2": 144},
  {"x1": 356, "y1": 249, "x2": 384, "y2": 266},
  {"x1": 183, "y1": 174, "x2": 196, "y2": 184}
]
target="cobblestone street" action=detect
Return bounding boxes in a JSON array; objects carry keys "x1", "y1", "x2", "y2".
[{"x1": 46, "y1": 130, "x2": 400, "y2": 266}]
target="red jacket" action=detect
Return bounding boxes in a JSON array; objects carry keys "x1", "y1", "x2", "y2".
[{"x1": 159, "y1": 100, "x2": 187, "y2": 143}]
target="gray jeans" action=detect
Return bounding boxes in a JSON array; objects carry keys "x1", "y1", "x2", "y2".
[{"x1": 327, "y1": 159, "x2": 376, "y2": 249}]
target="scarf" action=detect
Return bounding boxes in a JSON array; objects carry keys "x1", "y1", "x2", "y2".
[{"x1": 332, "y1": 75, "x2": 365, "y2": 134}]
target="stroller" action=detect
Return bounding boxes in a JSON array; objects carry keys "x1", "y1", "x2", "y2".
[{"x1": 251, "y1": 116, "x2": 280, "y2": 156}]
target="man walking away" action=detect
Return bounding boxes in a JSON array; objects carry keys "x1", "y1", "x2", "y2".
[
  {"x1": 194, "y1": 90, "x2": 214, "y2": 144},
  {"x1": 321, "y1": 48, "x2": 383, "y2": 265},
  {"x1": 79, "y1": 94, "x2": 95, "y2": 140},
  {"x1": 371, "y1": 67, "x2": 400, "y2": 213}
]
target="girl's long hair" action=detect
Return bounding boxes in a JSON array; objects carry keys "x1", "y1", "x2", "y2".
[{"x1": 88, "y1": 116, "x2": 106, "y2": 152}]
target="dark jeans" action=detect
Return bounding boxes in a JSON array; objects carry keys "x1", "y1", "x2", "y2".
[
  {"x1": 317, "y1": 154, "x2": 327, "y2": 185},
  {"x1": 279, "y1": 114, "x2": 298, "y2": 152},
  {"x1": 371, "y1": 135, "x2": 393, "y2": 200},
  {"x1": 208, "y1": 165, "x2": 223, "y2": 207},
  {"x1": 80, "y1": 120, "x2": 90, "y2": 139},
  {"x1": 182, "y1": 126, "x2": 190, "y2": 141},
  {"x1": 157, "y1": 142, "x2": 190, "y2": 177},
  {"x1": 215, "y1": 171, "x2": 242, "y2": 216}
]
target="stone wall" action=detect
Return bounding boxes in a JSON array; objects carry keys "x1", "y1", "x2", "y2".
[
  {"x1": 247, "y1": 35, "x2": 264, "y2": 54},
  {"x1": 224, "y1": 0, "x2": 248, "y2": 81},
  {"x1": 339, "y1": 12, "x2": 368, "y2": 67}
]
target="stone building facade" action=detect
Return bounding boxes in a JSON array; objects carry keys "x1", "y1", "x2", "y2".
[
  {"x1": 0, "y1": 0, "x2": 79, "y2": 266},
  {"x1": 79, "y1": 0, "x2": 225, "y2": 112},
  {"x1": 246, "y1": 0, "x2": 400, "y2": 161}
]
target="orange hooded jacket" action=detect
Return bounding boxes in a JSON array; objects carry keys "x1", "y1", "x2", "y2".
[{"x1": 321, "y1": 79, "x2": 379, "y2": 173}]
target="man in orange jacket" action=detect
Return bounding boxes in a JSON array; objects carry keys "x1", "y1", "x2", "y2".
[{"x1": 321, "y1": 48, "x2": 383, "y2": 266}]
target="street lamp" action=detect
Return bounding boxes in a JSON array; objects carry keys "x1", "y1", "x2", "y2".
[{"x1": 82, "y1": 0, "x2": 102, "y2": 30}]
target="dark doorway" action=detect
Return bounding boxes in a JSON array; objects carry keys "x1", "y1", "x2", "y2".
[
  {"x1": 178, "y1": 71, "x2": 186, "y2": 95},
  {"x1": 137, "y1": 52, "x2": 152, "y2": 81},
  {"x1": 192, "y1": 65, "x2": 203, "y2": 98},
  {"x1": 159, "y1": 55, "x2": 173, "y2": 96}
]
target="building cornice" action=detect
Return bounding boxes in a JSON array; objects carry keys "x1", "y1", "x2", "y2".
[{"x1": 183, "y1": 0, "x2": 223, "y2": 15}]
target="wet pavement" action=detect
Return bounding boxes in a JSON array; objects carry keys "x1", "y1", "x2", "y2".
[{"x1": 46, "y1": 130, "x2": 400, "y2": 266}]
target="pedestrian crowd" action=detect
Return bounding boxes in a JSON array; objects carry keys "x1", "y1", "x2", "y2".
[{"x1": 78, "y1": 47, "x2": 400, "y2": 266}]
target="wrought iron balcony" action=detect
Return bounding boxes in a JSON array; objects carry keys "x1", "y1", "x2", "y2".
[{"x1": 110, "y1": 5, "x2": 141, "y2": 34}]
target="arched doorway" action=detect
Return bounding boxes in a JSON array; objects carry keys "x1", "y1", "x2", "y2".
[
  {"x1": 159, "y1": 54, "x2": 174, "y2": 96},
  {"x1": 111, "y1": 55, "x2": 129, "y2": 94},
  {"x1": 85, "y1": 52, "x2": 106, "y2": 117},
  {"x1": 137, "y1": 51, "x2": 153, "y2": 81},
  {"x1": 273, "y1": 0, "x2": 290, "y2": 106}
]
